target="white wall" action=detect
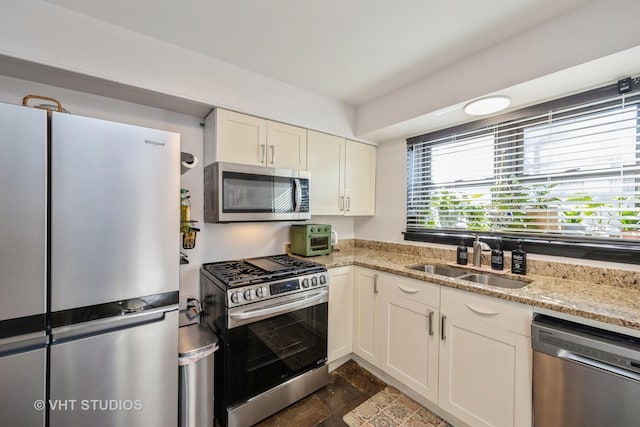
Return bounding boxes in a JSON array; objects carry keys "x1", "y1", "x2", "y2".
[
  {"x1": 0, "y1": 0, "x2": 356, "y2": 139},
  {"x1": 354, "y1": 138, "x2": 406, "y2": 242},
  {"x1": 0, "y1": 74, "x2": 355, "y2": 300}
]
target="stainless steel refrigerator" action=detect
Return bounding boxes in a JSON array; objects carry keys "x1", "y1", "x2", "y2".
[
  {"x1": 0, "y1": 101, "x2": 180, "y2": 426},
  {"x1": 0, "y1": 102, "x2": 47, "y2": 427}
]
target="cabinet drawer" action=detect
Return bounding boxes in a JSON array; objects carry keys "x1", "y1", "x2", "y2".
[
  {"x1": 442, "y1": 287, "x2": 532, "y2": 336},
  {"x1": 380, "y1": 273, "x2": 439, "y2": 308}
]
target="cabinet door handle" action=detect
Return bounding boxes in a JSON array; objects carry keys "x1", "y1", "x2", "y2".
[
  {"x1": 465, "y1": 303, "x2": 500, "y2": 316},
  {"x1": 260, "y1": 144, "x2": 266, "y2": 164},
  {"x1": 441, "y1": 314, "x2": 447, "y2": 340},
  {"x1": 340, "y1": 196, "x2": 345, "y2": 211},
  {"x1": 398, "y1": 284, "x2": 419, "y2": 294},
  {"x1": 428, "y1": 310, "x2": 434, "y2": 336},
  {"x1": 346, "y1": 196, "x2": 351, "y2": 212},
  {"x1": 270, "y1": 145, "x2": 275, "y2": 164},
  {"x1": 373, "y1": 274, "x2": 379, "y2": 294}
]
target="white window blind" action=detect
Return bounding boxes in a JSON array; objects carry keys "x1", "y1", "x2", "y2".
[{"x1": 407, "y1": 88, "x2": 640, "y2": 241}]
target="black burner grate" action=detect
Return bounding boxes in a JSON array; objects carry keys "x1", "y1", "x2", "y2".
[{"x1": 203, "y1": 254, "x2": 325, "y2": 287}]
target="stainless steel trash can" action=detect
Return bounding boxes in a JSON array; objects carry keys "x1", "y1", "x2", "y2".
[{"x1": 179, "y1": 323, "x2": 218, "y2": 427}]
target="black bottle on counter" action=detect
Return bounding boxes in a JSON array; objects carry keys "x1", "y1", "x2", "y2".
[
  {"x1": 456, "y1": 240, "x2": 468, "y2": 265},
  {"x1": 491, "y1": 241, "x2": 504, "y2": 270},
  {"x1": 511, "y1": 242, "x2": 527, "y2": 275}
]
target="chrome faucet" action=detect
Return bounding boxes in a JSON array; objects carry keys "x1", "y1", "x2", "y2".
[{"x1": 472, "y1": 236, "x2": 491, "y2": 267}]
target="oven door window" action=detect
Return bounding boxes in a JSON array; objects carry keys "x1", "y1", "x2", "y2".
[
  {"x1": 225, "y1": 302, "x2": 328, "y2": 405},
  {"x1": 309, "y1": 236, "x2": 329, "y2": 251}
]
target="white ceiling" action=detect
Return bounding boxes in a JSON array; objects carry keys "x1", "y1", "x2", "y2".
[{"x1": 42, "y1": 0, "x2": 589, "y2": 107}]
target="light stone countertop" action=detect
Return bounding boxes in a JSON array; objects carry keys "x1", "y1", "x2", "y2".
[{"x1": 306, "y1": 242, "x2": 640, "y2": 331}]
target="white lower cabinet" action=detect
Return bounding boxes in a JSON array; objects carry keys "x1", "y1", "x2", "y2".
[
  {"x1": 352, "y1": 267, "x2": 380, "y2": 366},
  {"x1": 438, "y1": 287, "x2": 532, "y2": 427},
  {"x1": 327, "y1": 266, "x2": 353, "y2": 363},
  {"x1": 379, "y1": 273, "x2": 440, "y2": 402},
  {"x1": 347, "y1": 268, "x2": 533, "y2": 427}
]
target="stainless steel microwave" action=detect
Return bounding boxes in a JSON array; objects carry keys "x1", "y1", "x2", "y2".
[{"x1": 204, "y1": 162, "x2": 310, "y2": 223}]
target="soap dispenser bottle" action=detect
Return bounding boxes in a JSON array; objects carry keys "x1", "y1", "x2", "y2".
[
  {"x1": 511, "y1": 241, "x2": 527, "y2": 275},
  {"x1": 491, "y1": 240, "x2": 504, "y2": 270},
  {"x1": 456, "y1": 240, "x2": 468, "y2": 265}
]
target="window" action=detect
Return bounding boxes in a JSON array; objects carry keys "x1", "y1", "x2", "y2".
[{"x1": 406, "y1": 80, "x2": 640, "y2": 262}]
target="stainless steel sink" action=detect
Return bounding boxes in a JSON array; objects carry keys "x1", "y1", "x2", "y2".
[
  {"x1": 407, "y1": 264, "x2": 469, "y2": 277},
  {"x1": 458, "y1": 273, "x2": 529, "y2": 289},
  {"x1": 407, "y1": 264, "x2": 530, "y2": 289}
]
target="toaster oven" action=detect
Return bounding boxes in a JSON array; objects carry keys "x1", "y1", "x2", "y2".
[{"x1": 290, "y1": 224, "x2": 332, "y2": 256}]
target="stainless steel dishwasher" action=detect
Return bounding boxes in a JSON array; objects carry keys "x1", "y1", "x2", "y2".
[{"x1": 532, "y1": 313, "x2": 640, "y2": 427}]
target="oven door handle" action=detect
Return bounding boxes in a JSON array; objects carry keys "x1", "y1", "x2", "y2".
[{"x1": 229, "y1": 290, "x2": 328, "y2": 325}]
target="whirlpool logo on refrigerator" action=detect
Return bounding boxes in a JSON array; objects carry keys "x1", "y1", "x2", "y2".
[{"x1": 144, "y1": 139, "x2": 165, "y2": 147}]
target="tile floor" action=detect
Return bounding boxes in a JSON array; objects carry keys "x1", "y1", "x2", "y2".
[{"x1": 255, "y1": 360, "x2": 450, "y2": 427}]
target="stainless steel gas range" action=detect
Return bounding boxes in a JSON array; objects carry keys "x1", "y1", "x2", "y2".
[{"x1": 200, "y1": 255, "x2": 329, "y2": 427}]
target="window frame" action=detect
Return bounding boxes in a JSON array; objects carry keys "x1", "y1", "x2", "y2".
[{"x1": 405, "y1": 81, "x2": 640, "y2": 264}]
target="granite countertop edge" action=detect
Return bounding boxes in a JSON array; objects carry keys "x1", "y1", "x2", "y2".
[{"x1": 308, "y1": 248, "x2": 640, "y2": 332}]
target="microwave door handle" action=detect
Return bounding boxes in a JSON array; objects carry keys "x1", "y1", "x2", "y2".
[{"x1": 293, "y1": 178, "x2": 302, "y2": 212}]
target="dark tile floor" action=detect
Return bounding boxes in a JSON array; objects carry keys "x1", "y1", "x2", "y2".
[{"x1": 255, "y1": 360, "x2": 386, "y2": 427}]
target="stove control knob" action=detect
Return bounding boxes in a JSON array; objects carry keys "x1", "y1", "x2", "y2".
[
  {"x1": 244, "y1": 289, "x2": 253, "y2": 301},
  {"x1": 230, "y1": 291, "x2": 242, "y2": 304},
  {"x1": 319, "y1": 274, "x2": 327, "y2": 285},
  {"x1": 302, "y1": 278, "x2": 310, "y2": 288},
  {"x1": 311, "y1": 276, "x2": 318, "y2": 286},
  {"x1": 256, "y1": 286, "x2": 267, "y2": 298}
]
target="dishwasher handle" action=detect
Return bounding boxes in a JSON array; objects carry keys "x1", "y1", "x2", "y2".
[{"x1": 558, "y1": 349, "x2": 640, "y2": 382}]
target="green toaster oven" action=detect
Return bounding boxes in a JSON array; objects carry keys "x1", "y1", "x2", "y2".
[{"x1": 290, "y1": 224, "x2": 332, "y2": 256}]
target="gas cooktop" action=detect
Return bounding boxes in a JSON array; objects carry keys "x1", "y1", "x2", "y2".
[{"x1": 202, "y1": 254, "x2": 326, "y2": 288}]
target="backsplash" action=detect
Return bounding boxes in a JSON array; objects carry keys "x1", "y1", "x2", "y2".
[{"x1": 351, "y1": 239, "x2": 640, "y2": 290}]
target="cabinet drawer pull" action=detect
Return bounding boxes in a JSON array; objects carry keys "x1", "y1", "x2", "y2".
[
  {"x1": 428, "y1": 310, "x2": 434, "y2": 336},
  {"x1": 441, "y1": 314, "x2": 447, "y2": 340},
  {"x1": 373, "y1": 274, "x2": 379, "y2": 294},
  {"x1": 398, "y1": 284, "x2": 419, "y2": 294},
  {"x1": 465, "y1": 303, "x2": 500, "y2": 316}
]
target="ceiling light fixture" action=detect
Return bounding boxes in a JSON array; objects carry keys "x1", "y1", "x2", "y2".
[{"x1": 463, "y1": 95, "x2": 511, "y2": 116}]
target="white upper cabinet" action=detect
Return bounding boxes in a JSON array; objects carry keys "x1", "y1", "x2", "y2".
[
  {"x1": 214, "y1": 108, "x2": 266, "y2": 167},
  {"x1": 266, "y1": 120, "x2": 307, "y2": 170},
  {"x1": 207, "y1": 108, "x2": 307, "y2": 170},
  {"x1": 344, "y1": 140, "x2": 376, "y2": 216},
  {"x1": 307, "y1": 130, "x2": 344, "y2": 215},
  {"x1": 307, "y1": 130, "x2": 376, "y2": 216}
]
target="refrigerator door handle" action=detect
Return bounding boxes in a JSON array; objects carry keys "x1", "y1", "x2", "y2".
[
  {"x1": 0, "y1": 335, "x2": 48, "y2": 356},
  {"x1": 52, "y1": 305, "x2": 177, "y2": 342}
]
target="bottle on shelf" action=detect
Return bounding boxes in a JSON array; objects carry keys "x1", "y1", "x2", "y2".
[
  {"x1": 180, "y1": 189, "x2": 191, "y2": 223},
  {"x1": 180, "y1": 189, "x2": 192, "y2": 234}
]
